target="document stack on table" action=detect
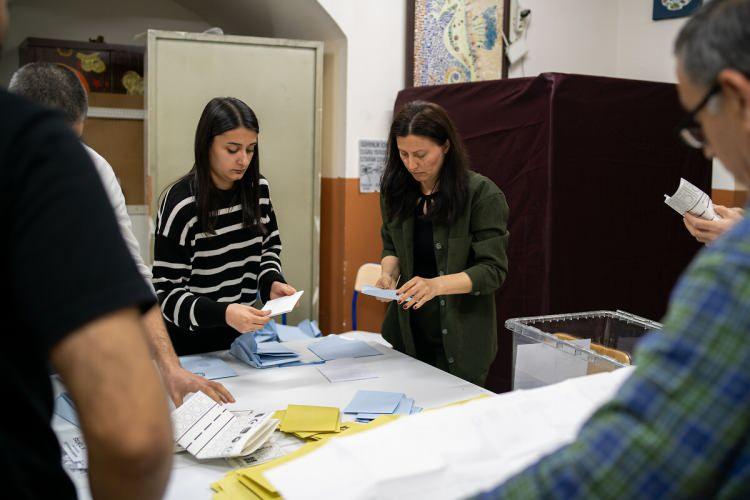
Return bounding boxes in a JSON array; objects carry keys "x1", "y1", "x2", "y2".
[
  {"x1": 172, "y1": 392, "x2": 278, "y2": 459},
  {"x1": 274, "y1": 404, "x2": 351, "y2": 441},
  {"x1": 230, "y1": 333, "x2": 304, "y2": 368},
  {"x1": 344, "y1": 390, "x2": 422, "y2": 423}
]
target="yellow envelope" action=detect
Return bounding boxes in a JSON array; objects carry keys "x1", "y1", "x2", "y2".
[
  {"x1": 211, "y1": 471, "x2": 262, "y2": 499},
  {"x1": 279, "y1": 405, "x2": 340, "y2": 433}
]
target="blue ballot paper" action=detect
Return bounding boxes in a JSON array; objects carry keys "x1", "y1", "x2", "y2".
[
  {"x1": 344, "y1": 390, "x2": 404, "y2": 414},
  {"x1": 307, "y1": 334, "x2": 382, "y2": 361},
  {"x1": 178, "y1": 355, "x2": 237, "y2": 380},
  {"x1": 394, "y1": 396, "x2": 415, "y2": 415},
  {"x1": 54, "y1": 393, "x2": 79, "y2": 427},
  {"x1": 256, "y1": 341, "x2": 298, "y2": 356},
  {"x1": 276, "y1": 319, "x2": 323, "y2": 342},
  {"x1": 275, "y1": 324, "x2": 310, "y2": 342},
  {"x1": 230, "y1": 333, "x2": 302, "y2": 368},
  {"x1": 354, "y1": 395, "x2": 418, "y2": 422},
  {"x1": 252, "y1": 318, "x2": 323, "y2": 342},
  {"x1": 252, "y1": 321, "x2": 280, "y2": 343}
]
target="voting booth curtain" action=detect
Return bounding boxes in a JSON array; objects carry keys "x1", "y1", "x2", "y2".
[{"x1": 395, "y1": 73, "x2": 711, "y2": 393}]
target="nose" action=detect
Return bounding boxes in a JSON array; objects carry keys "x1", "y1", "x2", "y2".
[
  {"x1": 403, "y1": 155, "x2": 416, "y2": 171},
  {"x1": 238, "y1": 151, "x2": 249, "y2": 165}
]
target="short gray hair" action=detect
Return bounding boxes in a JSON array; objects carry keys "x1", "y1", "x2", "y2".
[
  {"x1": 9, "y1": 62, "x2": 88, "y2": 123},
  {"x1": 675, "y1": 0, "x2": 750, "y2": 87}
]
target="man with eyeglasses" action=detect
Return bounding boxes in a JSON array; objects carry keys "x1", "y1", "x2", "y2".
[
  {"x1": 475, "y1": 1, "x2": 750, "y2": 498},
  {"x1": 677, "y1": 11, "x2": 748, "y2": 245}
]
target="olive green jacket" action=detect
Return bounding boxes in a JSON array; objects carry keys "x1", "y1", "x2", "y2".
[{"x1": 380, "y1": 171, "x2": 510, "y2": 386}]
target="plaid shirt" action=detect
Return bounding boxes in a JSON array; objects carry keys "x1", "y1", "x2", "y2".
[{"x1": 477, "y1": 213, "x2": 750, "y2": 499}]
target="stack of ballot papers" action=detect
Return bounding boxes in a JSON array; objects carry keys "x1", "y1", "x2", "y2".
[
  {"x1": 178, "y1": 354, "x2": 237, "y2": 380},
  {"x1": 273, "y1": 405, "x2": 347, "y2": 441},
  {"x1": 172, "y1": 392, "x2": 278, "y2": 459},
  {"x1": 307, "y1": 334, "x2": 382, "y2": 361},
  {"x1": 344, "y1": 390, "x2": 422, "y2": 423},
  {"x1": 230, "y1": 333, "x2": 303, "y2": 368},
  {"x1": 263, "y1": 367, "x2": 636, "y2": 500}
]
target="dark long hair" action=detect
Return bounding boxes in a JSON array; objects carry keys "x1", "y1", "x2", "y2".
[
  {"x1": 188, "y1": 97, "x2": 263, "y2": 234},
  {"x1": 380, "y1": 101, "x2": 469, "y2": 224}
]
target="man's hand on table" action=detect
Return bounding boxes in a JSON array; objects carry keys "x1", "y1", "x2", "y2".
[{"x1": 162, "y1": 365, "x2": 235, "y2": 406}]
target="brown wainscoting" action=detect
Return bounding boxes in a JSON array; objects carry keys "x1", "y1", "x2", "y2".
[
  {"x1": 320, "y1": 178, "x2": 387, "y2": 334},
  {"x1": 712, "y1": 189, "x2": 748, "y2": 208}
]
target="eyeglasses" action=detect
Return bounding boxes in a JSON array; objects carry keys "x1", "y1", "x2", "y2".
[{"x1": 676, "y1": 82, "x2": 721, "y2": 149}]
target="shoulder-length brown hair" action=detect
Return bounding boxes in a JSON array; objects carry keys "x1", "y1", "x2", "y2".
[{"x1": 380, "y1": 100, "x2": 469, "y2": 225}]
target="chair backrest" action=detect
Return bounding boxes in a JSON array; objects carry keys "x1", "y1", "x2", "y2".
[{"x1": 354, "y1": 263, "x2": 382, "y2": 292}]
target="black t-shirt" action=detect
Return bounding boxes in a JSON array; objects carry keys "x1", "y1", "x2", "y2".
[
  {"x1": 413, "y1": 194, "x2": 438, "y2": 279},
  {"x1": 0, "y1": 91, "x2": 155, "y2": 498}
]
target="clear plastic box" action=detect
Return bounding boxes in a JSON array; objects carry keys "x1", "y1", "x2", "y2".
[{"x1": 505, "y1": 310, "x2": 662, "y2": 390}]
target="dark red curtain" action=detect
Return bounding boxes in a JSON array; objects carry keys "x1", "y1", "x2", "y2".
[{"x1": 395, "y1": 73, "x2": 711, "y2": 392}]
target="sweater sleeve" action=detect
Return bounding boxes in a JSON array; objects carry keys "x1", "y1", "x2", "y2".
[
  {"x1": 152, "y1": 187, "x2": 228, "y2": 329},
  {"x1": 257, "y1": 179, "x2": 285, "y2": 303}
]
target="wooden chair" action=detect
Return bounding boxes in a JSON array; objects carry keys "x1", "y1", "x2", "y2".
[{"x1": 351, "y1": 263, "x2": 382, "y2": 331}]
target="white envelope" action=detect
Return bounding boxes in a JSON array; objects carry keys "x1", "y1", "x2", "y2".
[{"x1": 261, "y1": 290, "x2": 304, "y2": 317}]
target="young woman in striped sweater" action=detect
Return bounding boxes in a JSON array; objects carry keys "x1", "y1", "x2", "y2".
[{"x1": 153, "y1": 97, "x2": 297, "y2": 355}]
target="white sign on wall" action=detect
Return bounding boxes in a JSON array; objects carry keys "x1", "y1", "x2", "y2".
[{"x1": 358, "y1": 139, "x2": 388, "y2": 193}]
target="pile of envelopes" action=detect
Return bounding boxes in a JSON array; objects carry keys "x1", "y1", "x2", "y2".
[
  {"x1": 344, "y1": 390, "x2": 422, "y2": 422},
  {"x1": 232, "y1": 322, "x2": 383, "y2": 369},
  {"x1": 230, "y1": 334, "x2": 302, "y2": 368},
  {"x1": 273, "y1": 405, "x2": 349, "y2": 441}
]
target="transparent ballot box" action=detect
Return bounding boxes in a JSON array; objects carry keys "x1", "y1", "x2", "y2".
[{"x1": 505, "y1": 310, "x2": 662, "y2": 390}]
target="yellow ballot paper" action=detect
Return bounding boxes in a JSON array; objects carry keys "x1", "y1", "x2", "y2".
[
  {"x1": 212, "y1": 470, "x2": 262, "y2": 500},
  {"x1": 279, "y1": 404, "x2": 340, "y2": 433}
]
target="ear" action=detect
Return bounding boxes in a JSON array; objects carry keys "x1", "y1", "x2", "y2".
[
  {"x1": 442, "y1": 139, "x2": 450, "y2": 154},
  {"x1": 718, "y1": 69, "x2": 750, "y2": 132}
]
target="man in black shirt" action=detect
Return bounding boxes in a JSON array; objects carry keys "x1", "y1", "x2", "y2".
[{"x1": 0, "y1": 1, "x2": 173, "y2": 498}]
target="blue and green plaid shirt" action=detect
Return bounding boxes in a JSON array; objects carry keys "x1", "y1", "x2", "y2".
[{"x1": 477, "y1": 213, "x2": 750, "y2": 499}]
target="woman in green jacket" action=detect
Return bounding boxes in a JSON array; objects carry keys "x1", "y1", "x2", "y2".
[{"x1": 376, "y1": 101, "x2": 509, "y2": 387}]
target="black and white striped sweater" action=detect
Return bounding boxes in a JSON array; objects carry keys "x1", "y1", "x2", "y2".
[{"x1": 152, "y1": 175, "x2": 284, "y2": 332}]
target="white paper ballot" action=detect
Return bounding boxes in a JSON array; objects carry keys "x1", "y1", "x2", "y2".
[
  {"x1": 61, "y1": 434, "x2": 88, "y2": 471},
  {"x1": 361, "y1": 286, "x2": 412, "y2": 302},
  {"x1": 664, "y1": 178, "x2": 721, "y2": 221},
  {"x1": 171, "y1": 392, "x2": 278, "y2": 459},
  {"x1": 261, "y1": 291, "x2": 304, "y2": 317},
  {"x1": 361, "y1": 286, "x2": 398, "y2": 301},
  {"x1": 317, "y1": 358, "x2": 379, "y2": 383}
]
